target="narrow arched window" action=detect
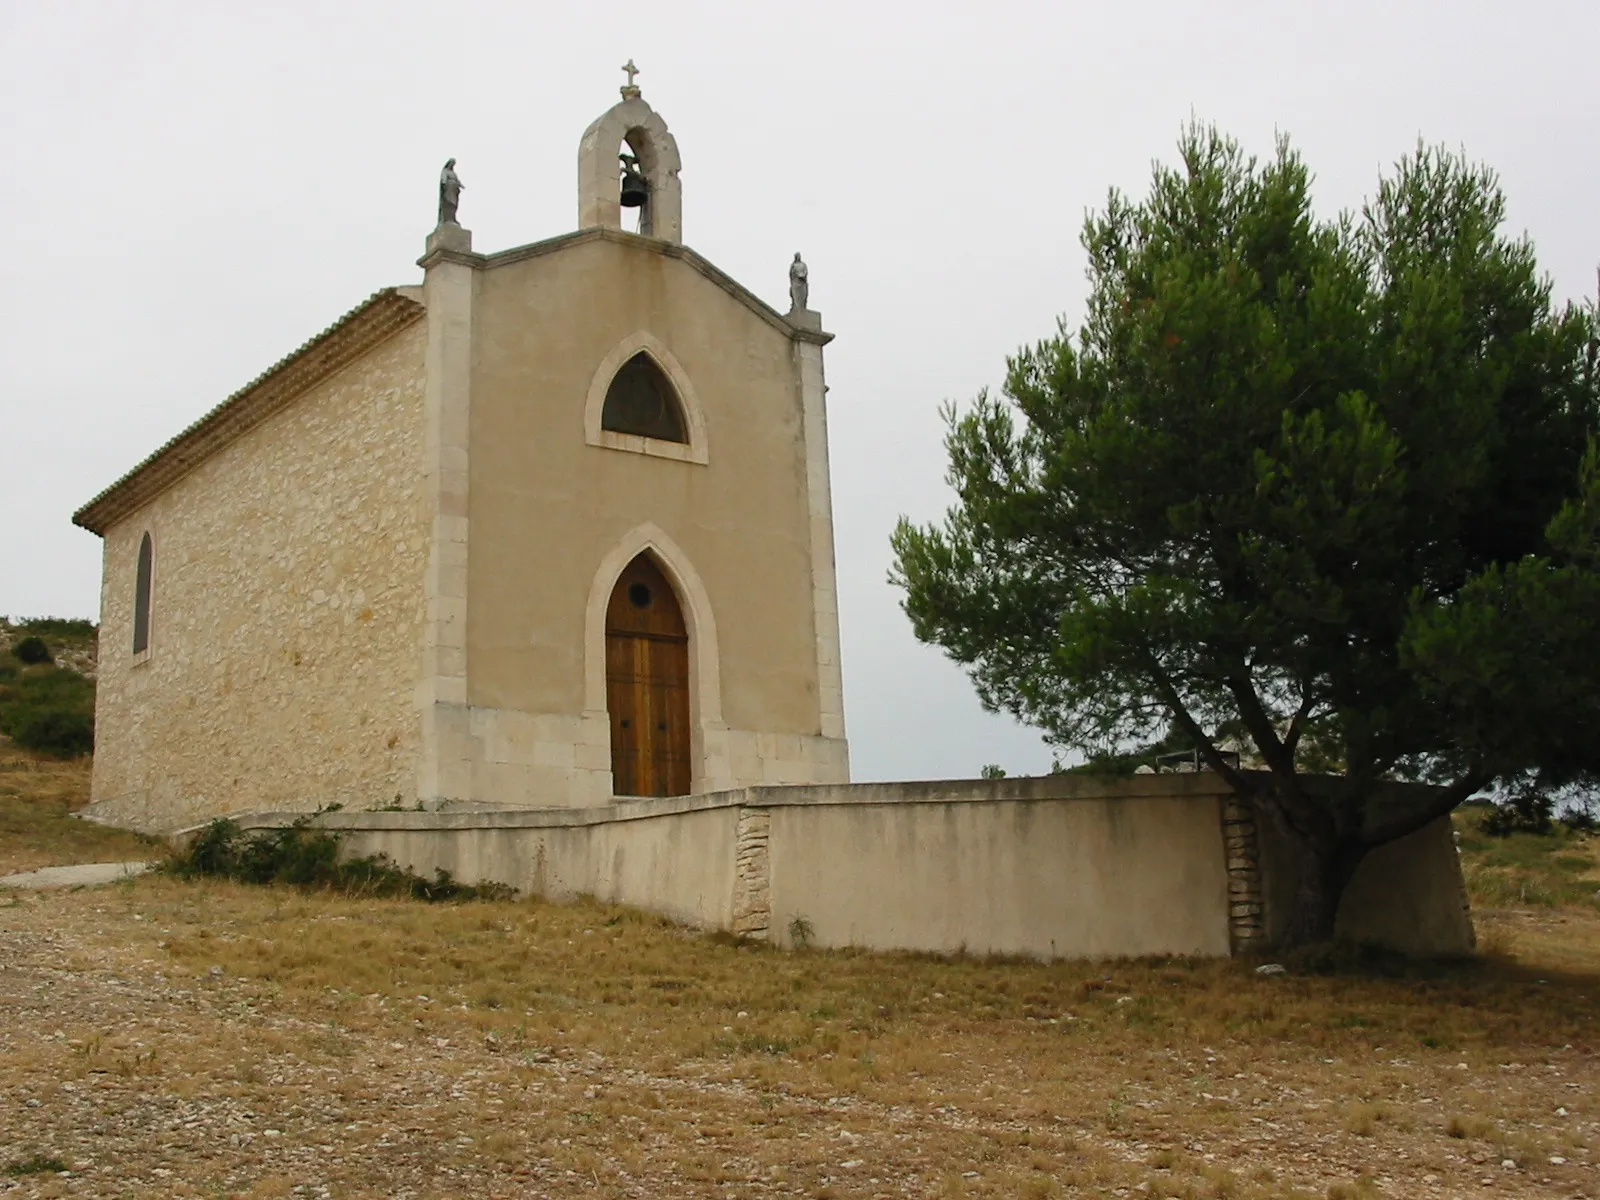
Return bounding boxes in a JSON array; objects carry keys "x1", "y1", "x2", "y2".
[
  {"x1": 601, "y1": 352, "x2": 687, "y2": 443},
  {"x1": 132, "y1": 532, "x2": 153, "y2": 654}
]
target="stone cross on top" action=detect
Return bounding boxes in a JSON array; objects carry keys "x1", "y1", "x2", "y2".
[{"x1": 620, "y1": 59, "x2": 641, "y2": 99}]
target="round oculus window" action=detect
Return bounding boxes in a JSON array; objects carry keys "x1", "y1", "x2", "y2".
[{"x1": 628, "y1": 583, "x2": 653, "y2": 609}]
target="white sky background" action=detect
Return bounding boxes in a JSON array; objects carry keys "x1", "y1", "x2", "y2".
[{"x1": 1, "y1": 0, "x2": 1596, "y2": 781}]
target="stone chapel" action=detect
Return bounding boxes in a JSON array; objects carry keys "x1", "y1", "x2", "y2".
[{"x1": 73, "y1": 76, "x2": 851, "y2": 833}]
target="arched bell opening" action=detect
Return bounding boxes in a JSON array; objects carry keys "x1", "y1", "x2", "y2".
[
  {"x1": 618, "y1": 133, "x2": 649, "y2": 234},
  {"x1": 577, "y1": 94, "x2": 683, "y2": 243},
  {"x1": 601, "y1": 352, "x2": 688, "y2": 443},
  {"x1": 605, "y1": 553, "x2": 691, "y2": 797}
]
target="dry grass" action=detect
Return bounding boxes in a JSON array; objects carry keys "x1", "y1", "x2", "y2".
[
  {"x1": 1, "y1": 875, "x2": 1596, "y2": 1198},
  {"x1": 2, "y1": 760, "x2": 1597, "y2": 1196},
  {"x1": 0, "y1": 742, "x2": 159, "y2": 875},
  {"x1": 1454, "y1": 807, "x2": 1600, "y2": 909}
]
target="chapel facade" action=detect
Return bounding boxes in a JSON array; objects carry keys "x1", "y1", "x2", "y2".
[{"x1": 73, "y1": 78, "x2": 850, "y2": 833}]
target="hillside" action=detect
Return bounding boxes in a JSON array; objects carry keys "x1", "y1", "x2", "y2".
[
  {"x1": 0, "y1": 617, "x2": 99, "y2": 761},
  {"x1": 0, "y1": 616, "x2": 99, "y2": 679}
]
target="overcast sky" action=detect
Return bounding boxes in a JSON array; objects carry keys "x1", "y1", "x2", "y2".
[{"x1": 2, "y1": 0, "x2": 1596, "y2": 781}]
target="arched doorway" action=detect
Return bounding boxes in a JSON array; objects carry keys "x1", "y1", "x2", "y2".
[{"x1": 605, "y1": 554, "x2": 691, "y2": 796}]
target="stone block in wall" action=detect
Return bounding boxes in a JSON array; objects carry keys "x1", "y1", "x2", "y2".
[
  {"x1": 731, "y1": 807, "x2": 773, "y2": 938},
  {"x1": 1217, "y1": 793, "x2": 1263, "y2": 955}
]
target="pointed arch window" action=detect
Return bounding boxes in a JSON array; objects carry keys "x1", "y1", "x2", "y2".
[
  {"x1": 601, "y1": 352, "x2": 688, "y2": 444},
  {"x1": 132, "y1": 532, "x2": 154, "y2": 655}
]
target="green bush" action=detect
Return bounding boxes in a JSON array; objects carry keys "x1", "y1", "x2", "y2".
[
  {"x1": 7, "y1": 705, "x2": 93, "y2": 757},
  {"x1": 11, "y1": 636, "x2": 51, "y2": 665},
  {"x1": 167, "y1": 815, "x2": 514, "y2": 901},
  {"x1": 15, "y1": 617, "x2": 96, "y2": 640},
  {"x1": 0, "y1": 663, "x2": 95, "y2": 757}
]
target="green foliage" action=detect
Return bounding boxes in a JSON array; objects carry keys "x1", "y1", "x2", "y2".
[
  {"x1": 890, "y1": 124, "x2": 1600, "y2": 942},
  {"x1": 165, "y1": 815, "x2": 515, "y2": 901},
  {"x1": 7, "y1": 705, "x2": 94, "y2": 757},
  {"x1": 13, "y1": 617, "x2": 96, "y2": 640},
  {"x1": 979, "y1": 763, "x2": 1007, "y2": 779},
  {"x1": 11, "y1": 636, "x2": 51, "y2": 665},
  {"x1": 0, "y1": 663, "x2": 94, "y2": 757},
  {"x1": 787, "y1": 915, "x2": 815, "y2": 949},
  {"x1": 1471, "y1": 783, "x2": 1600, "y2": 837},
  {"x1": 1478, "y1": 792, "x2": 1554, "y2": 837},
  {"x1": 1403, "y1": 442, "x2": 1600, "y2": 787}
]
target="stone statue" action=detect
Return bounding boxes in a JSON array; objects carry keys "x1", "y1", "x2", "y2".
[
  {"x1": 438, "y1": 158, "x2": 464, "y2": 226},
  {"x1": 788, "y1": 252, "x2": 809, "y2": 312}
]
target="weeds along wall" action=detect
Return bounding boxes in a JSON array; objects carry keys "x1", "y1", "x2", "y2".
[{"x1": 215, "y1": 775, "x2": 1476, "y2": 959}]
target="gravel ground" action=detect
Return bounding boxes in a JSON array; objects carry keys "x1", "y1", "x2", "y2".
[{"x1": 1, "y1": 882, "x2": 1595, "y2": 1199}]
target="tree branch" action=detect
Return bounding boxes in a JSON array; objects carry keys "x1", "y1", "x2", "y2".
[
  {"x1": 1282, "y1": 690, "x2": 1318, "y2": 755},
  {"x1": 1142, "y1": 656, "x2": 1256, "y2": 796},
  {"x1": 1360, "y1": 771, "x2": 1490, "y2": 847},
  {"x1": 1225, "y1": 669, "x2": 1296, "y2": 779}
]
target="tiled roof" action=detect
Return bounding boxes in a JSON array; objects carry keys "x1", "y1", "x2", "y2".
[{"x1": 72, "y1": 288, "x2": 425, "y2": 535}]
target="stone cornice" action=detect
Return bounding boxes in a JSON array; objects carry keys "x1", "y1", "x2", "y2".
[
  {"x1": 484, "y1": 227, "x2": 835, "y2": 345},
  {"x1": 73, "y1": 289, "x2": 426, "y2": 536},
  {"x1": 417, "y1": 248, "x2": 488, "y2": 270}
]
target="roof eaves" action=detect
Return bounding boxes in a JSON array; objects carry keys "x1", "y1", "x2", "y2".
[{"x1": 72, "y1": 288, "x2": 426, "y2": 536}]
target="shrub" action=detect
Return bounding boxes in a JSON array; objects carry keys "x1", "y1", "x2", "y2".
[
  {"x1": 0, "y1": 664, "x2": 95, "y2": 757},
  {"x1": 1561, "y1": 807, "x2": 1599, "y2": 833},
  {"x1": 1479, "y1": 793, "x2": 1553, "y2": 837},
  {"x1": 7, "y1": 705, "x2": 94, "y2": 757},
  {"x1": 16, "y1": 617, "x2": 96, "y2": 640},
  {"x1": 166, "y1": 815, "x2": 514, "y2": 901},
  {"x1": 11, "y1": 636, "x2": 51, "y2": 665}
]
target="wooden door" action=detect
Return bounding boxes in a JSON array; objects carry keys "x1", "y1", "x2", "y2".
[{"x1": 605, "y1": 554, "x2": 691, "y2": 797}]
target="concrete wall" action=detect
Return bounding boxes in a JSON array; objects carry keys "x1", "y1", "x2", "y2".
[
  {"x1": 87, "y1": 321, "x2": 430, "y2": 831},
  {"x1": 257, "y1": 798, "x2": 740, "y2": 931},
  {"x1": 219, "y1": 775, "x2": 1474, "y2": 960},
  {"x1": 218, "y1": 776, "x2": 1245, "y2": 960},
  {"x1": 1336, "y1": 820, "x2": 1475, "y2": 954},
  {"x1": 763, "y1": 781, "x2": 1233, "y2": 959},
  {"x1": 1249, "y1": 782, "x2": 1476, "y2": 955}
]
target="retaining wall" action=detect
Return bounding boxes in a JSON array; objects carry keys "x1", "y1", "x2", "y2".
[{"x1": 219, "y1": 774, "x2": 1474, "y2": 959}]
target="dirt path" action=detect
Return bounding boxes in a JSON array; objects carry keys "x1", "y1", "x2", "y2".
[{"x1": 0, "y1": 863, "x2": 152, "y2": 889}]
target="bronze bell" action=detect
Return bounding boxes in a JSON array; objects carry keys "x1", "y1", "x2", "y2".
[{"x1": 620, "y1": 167, "x2": 650, "y2": 208}]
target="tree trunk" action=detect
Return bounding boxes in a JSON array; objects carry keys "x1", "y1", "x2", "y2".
[{"x1": 1258, "y1": 785, "x2": 1372, "y2": 950}]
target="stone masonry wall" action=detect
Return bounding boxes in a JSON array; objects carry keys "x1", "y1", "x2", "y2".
[
  {"x1": 87, "y1": 320, "x2": 429, "y2": 832},
  {"x1": 730, "y1": 807, "x2": 772, "y2": 938},
  {"x1": 1221, "y1": 796, "x2": 1265, "y2": 953}
]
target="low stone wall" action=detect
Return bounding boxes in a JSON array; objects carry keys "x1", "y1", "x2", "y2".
[{"x1": 215, "y1": 774, "x2": 1474, "y2": 960}]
